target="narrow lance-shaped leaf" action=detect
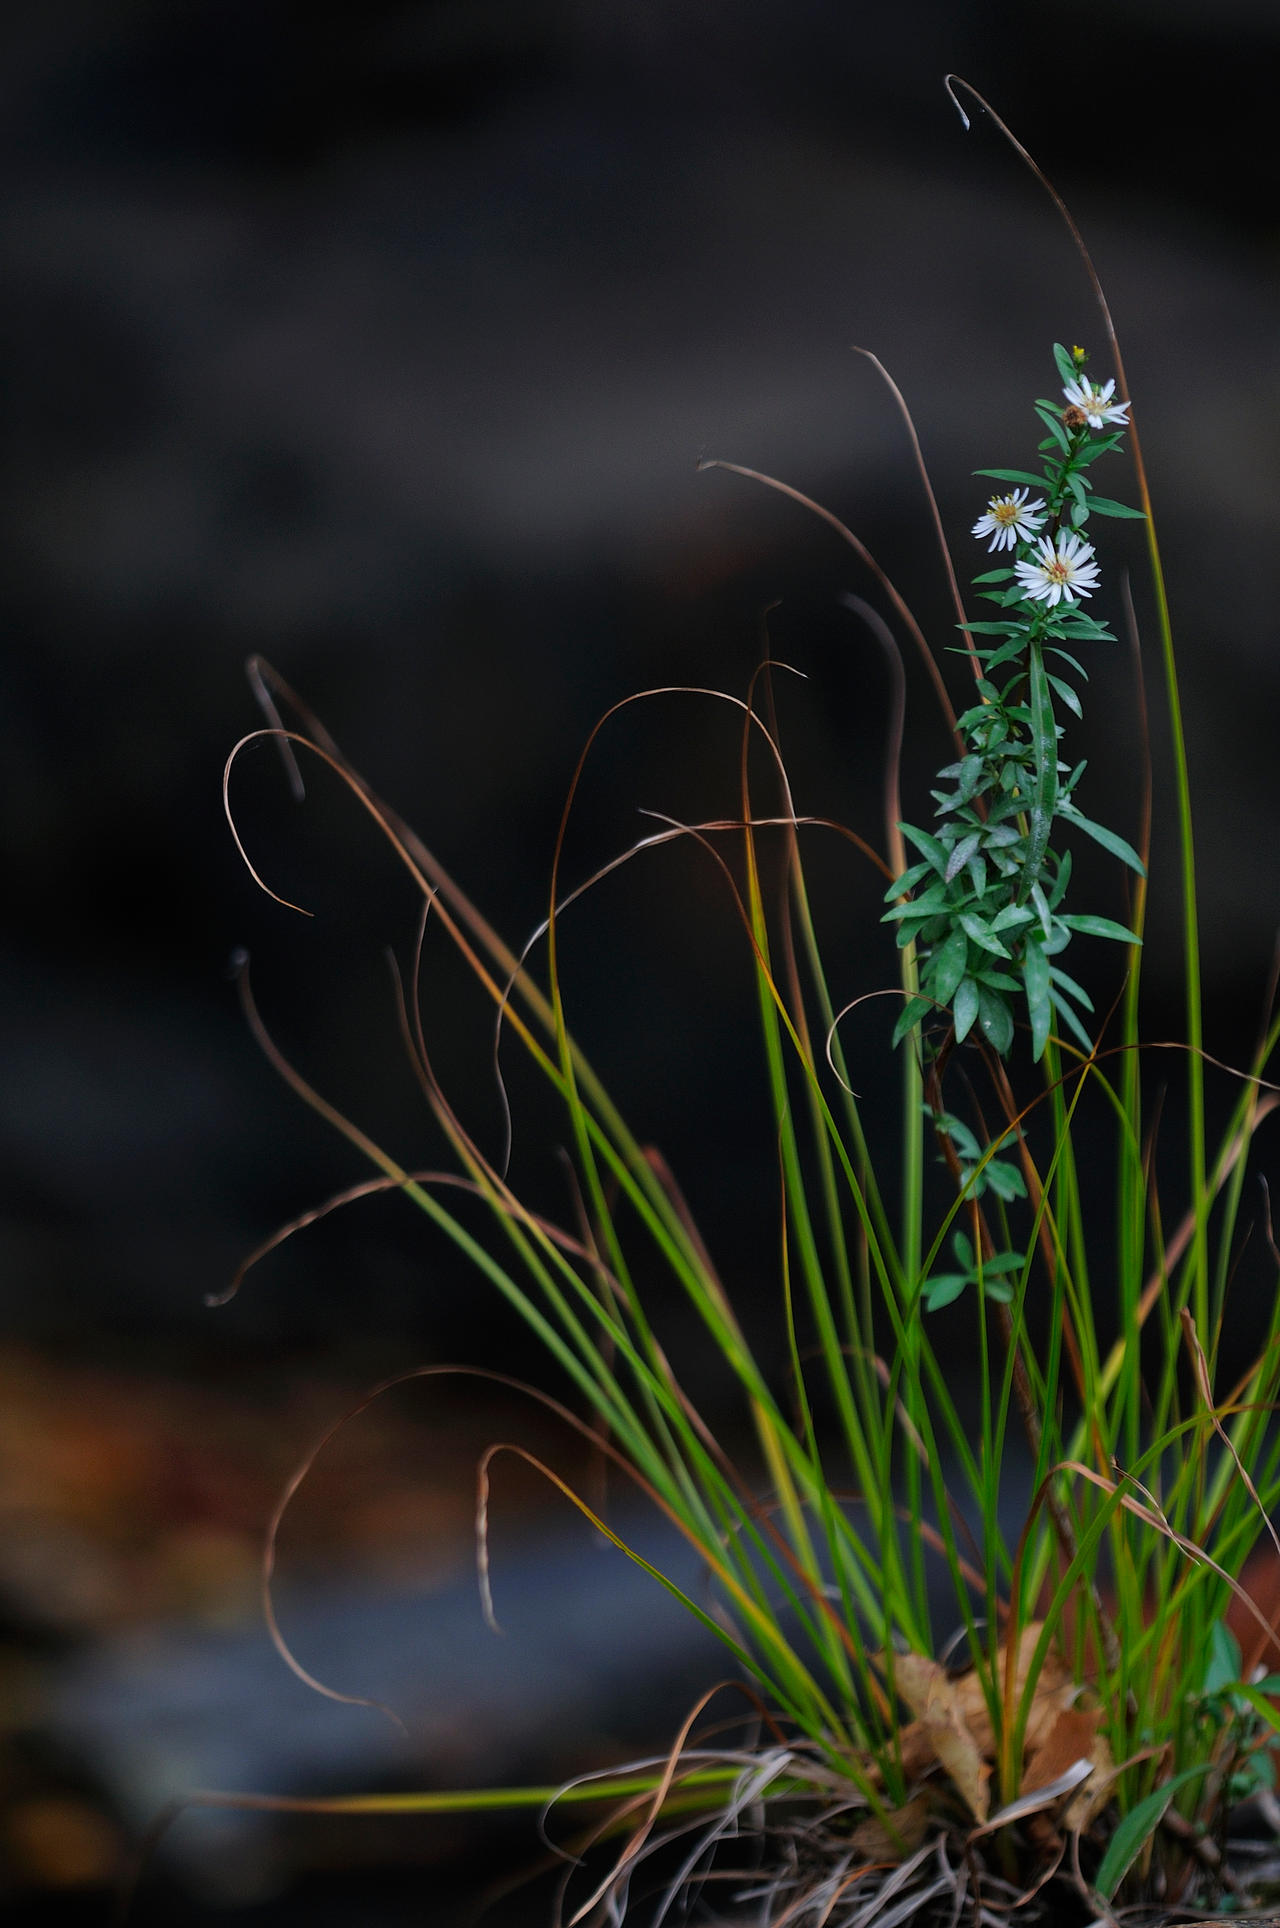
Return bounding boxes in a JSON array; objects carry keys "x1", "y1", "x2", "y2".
[
  {"x1": 1057, "y1": 912, "x2": 1142, "y2": 945},
  {"x1": 1057, "y1": 801, "x2": 1147, "y2": 877},
  {"x1": 959, "y1": 913, "x2": 1011, "y2": 959},
  {"x1": 953, "y1": 977, "x2": 979, "y2": 1043},
  {"x1": 1022, "y1": 935, "x2": 1051, "y2": 1062},
  {"x1": 892, "y1": 995, "x2": 934, "y2": 1048},
  {"x1": 976, "y1": 984, "x2": 1014, "y2": 1055},
  {"x1": 1052, "y1": 340, "x2": 1079, "y2": 386},
  {"x1": 931, "y1": 927, "x2": 969, "y2": 1006},
  {"x1": 1095, "y1": 1768, "x2": 1207, "y2": 1899},
  {"x1": 944, "y1": 831, "x2": 982, "y2": 883},
  {"x1": 1018, "y1": 636, "x2": 1058, "y2": 904},
  {"x1": 1046, "y1": 673, "x2": 1082, "y2": 720},
  {"x1": 1085, "y1": 493, "x2": 1147, "y2": 519},
  {"x1": 974, "y1": 466, "x2": 1047, "y2": 489}
]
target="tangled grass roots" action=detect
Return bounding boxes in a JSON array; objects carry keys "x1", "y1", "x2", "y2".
[
  {"x1": 585, "y1": 1798, "x2": 1090, "y2": 1928},
  {"x1": 725, "y1": 1831, "x2": 1049, "y2": 1928},
  {"x1": 607, "y1": 1805, "x2": 1280, "y2": 1928}
]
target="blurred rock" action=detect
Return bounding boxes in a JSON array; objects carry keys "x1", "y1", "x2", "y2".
[{"x1": 49, "y1": 1508, "x2": 721, "y2": 1903}]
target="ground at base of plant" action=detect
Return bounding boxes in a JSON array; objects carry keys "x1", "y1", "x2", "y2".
[{"x1": 547, "y1": 1747, "x2": 1280, "y2": 1928}]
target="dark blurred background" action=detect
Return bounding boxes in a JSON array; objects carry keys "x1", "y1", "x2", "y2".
[{"x1": 3, "y1": 1, "x2": 1279, "y2": 1919}]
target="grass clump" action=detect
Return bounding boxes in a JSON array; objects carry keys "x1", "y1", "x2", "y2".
[{"x1": 217, "y1": 84, "x2": 1280, "y2": 1928}]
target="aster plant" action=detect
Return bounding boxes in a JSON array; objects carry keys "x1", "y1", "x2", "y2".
[{"x1": 886, "y1": 342, "x2": 1147, "y2": 1067}]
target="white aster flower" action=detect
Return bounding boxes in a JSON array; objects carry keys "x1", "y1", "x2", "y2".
[
  {"x1": 1061, "y1": 373, "x2": 1131, "y2": 429},
  {"x1": 971, "y1": 486, "x2": 1047, "y2": 552},
  {"x1": 1014, "y1": 530, "x2": 1101, "y2": 606}
]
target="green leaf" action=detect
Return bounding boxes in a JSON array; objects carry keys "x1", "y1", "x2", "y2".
[
  {"x1": 985, "y1": 791, "x2": 1027, "y2": 824},
  {"x1": 931, "y1": 927, "x2": 969, "y2": 1005},
  {"x1": 1023, "y1": 938, "x2": 1051, "y2": 1062},
  {"x1": 929, "y1": 1109, "x2": 980, "y2": 1161},
  {"x1": 952, "y1": 1230, "x2": 974, "y2": 1270},
  {"x1": 884, "y1": 859, "x2": 935, "y2": 900},
  {"x1": 988, "y1": 903, "x2": 1034, "y2": 935},
  {"x1": 982, "y1": 1160, "x2": 1027, "y2": 1203},
  {"x1": 1057, "y1": 912, "x2": 1142, "y2": 945},
  {"x1": 1052, "y1": 341, "x2": 1078, "y2": 386},
  {"x1": 1050, "y1": 991, "x2": 1094, "y2": 1054},
  {"x1": 899, "y1": 822, "x2": 950, "y2": 873},
  {"x1": 982, "y1": 1250, "x2": 1025, "y2": 1274},
  {"x1": 1086, "y1": 493, "x2": 1146, "y2": 519},
  {"x1": 976, "y1": 984, "x2": 1014, "y2": 1055},
  {"x1": 1034, "y1": 402, "x2": 1070, "y2": 452},
  {"x1": 1049, "y1": 964, "x2": 1095, "y2": 1012},
  {"x1": 1057, "y1": 803, "x2": 1147, "y2": 876},
  {"x1": 958, "y1": 913, "x2": 1011, "y2": 959},
  {"x1": 1095, "y1": 1768, "x2": 1207, "y2": 1899},
  {"x1": 954, "y1": 976, "x2": 979, "y2": 1042},
  {"x1": 1046, "y1": 673, "x2": 1082, "y2": 720},
  {"x1": 971, "y1": 969, "x2": 1019, "y2": 994},
  {"x1": 1053, "y1": 617, "x2": 1114, "y2": 642},
  {"x1": 956, "y1": 753, "x2": 983, "y2": 803},
  {"x1": 945, "y1": 831, "x2": 982, "y2": 883},
  {"x1": 982, "y1": 639, "x2": 1028, "y2": 675},
  {"x1": 884, "y1": 880, "x2": 948, "y2": 918},
  {"x1": 1236, "y1": 1682, "x2": 1280, "y2": 1734},
  {"x1": 975, "y1": 467, "x2": 1047, "y2": 489},
  {"x1": 891, "y1": 996, "x2": 934, "y2": 1048},
  {"x1": 1074, "y1": 429, "x2": 1125, "y2": 461},
  {"x1": 1019, "y1": 637, "x2": 1059, "y2": 903},
  {"x1": 1048, "y1": 847, "x2": 1073, "y2": 909},
  {"x1": 1201, "y1": 1619, "x2": 1243, "y2": 1699},
  {"x1": 922, "y1": 1273, "x2": 969, "y2": 1312},
  {"x1": 982, "y1": 822, "x2": 1022, "y2": 853}
]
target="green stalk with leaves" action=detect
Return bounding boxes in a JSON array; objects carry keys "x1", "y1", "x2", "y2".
[{"x1": 887, "y1": 341, "x2": 1146, "y2": 1070}]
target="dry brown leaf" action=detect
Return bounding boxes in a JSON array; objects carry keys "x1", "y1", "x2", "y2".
[
  {"x1": 1022, "y1": 1705, "x2": 1102, "y2": 1794},
  {"x1": 882, "y1": 1625, "x2": 1110, "y2": 1834},
  {"x1": 892, "y1": 1651, "x2": 991, "y2": 1822},
  {"x1": 1009, "y1": 1648, "x2": 1113, "y2": 1833},
  {"x1": 848, "y1": 1794, "x2": 932, "y2": 1859},
  {"x1": 891, "y1": 1650, "x2": 953, "y2": 1721},
  {"x1": 1056, "y1": 1721, "x2": 1114, "y2": 1833},
  {"x1": 952, "y1": 1623, "x2": 1075, "y2": 1761}
]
